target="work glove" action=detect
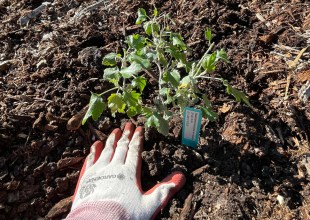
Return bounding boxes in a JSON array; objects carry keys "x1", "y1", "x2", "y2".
[{"x1": 66, "y1": 122, "x2": 186, "y2": 220}]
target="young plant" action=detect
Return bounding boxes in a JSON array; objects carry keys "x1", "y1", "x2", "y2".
[{"x1": 82, "y1": 8, "x2": 250, "y2": 135}]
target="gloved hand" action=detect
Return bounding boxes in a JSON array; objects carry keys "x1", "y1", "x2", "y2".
[{"x1": 66, "y1": 122, "x2": 186, "y2": 220}]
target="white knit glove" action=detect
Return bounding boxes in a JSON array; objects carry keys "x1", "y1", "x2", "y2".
[{"x1": 66, "y1": 123, "x2": 186, "y2": 220}]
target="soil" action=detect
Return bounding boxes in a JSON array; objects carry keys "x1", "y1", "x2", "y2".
[{"x1": 1, "y1": 0, "x2": 310, "y2": 219}]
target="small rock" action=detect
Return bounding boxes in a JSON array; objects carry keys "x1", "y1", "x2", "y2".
[
  {"x1": 36, "y1": 59, "x2": 47, "y2": 69},
  {"x1": 298, "y1": 80, "x2": 310, "y2": 102},
  {"x1": 299, "y1": 153, "x2": 310, "y2": 176},
  {"x1": 276, "y1": 194, "x2": 285, "y2": 205}
]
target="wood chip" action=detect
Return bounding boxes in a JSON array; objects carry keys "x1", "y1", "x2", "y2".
[
  {"x1": 191, "y1": 164, "x2": 210, "y2": 177},
  {"x1": 219, "y1": 103, "x2": 231, "y2": 113},
  {"x1": 19, "y1": 2, "x2": 51, "y2": 26},
  {"x1": 67, "y1": 106, "x2": 88, "y2": 130},
  {"x1": 296, "y1": 69, "x2": 310, "y2": 82},
  {"x1": 259, "y1": 33, "x2": 276, "y2": 44},
  {"x1": 88, "y1": 123, "x2": 108, "y2": 141},
  {"x1": 180, "y1": 193, "x2": 193, "y2": 220},
  {"x1": 57, "y1": 157, "x2": 84, "y2": 170},
  {"x1": 44, "y1": 124, "x2": 58, "y2": 131},
  {"x1": 46, "y1": 196, "x2": 72, "y2": 219},
  {"x1": 287, "y1": 47, "x2": 309, "y2": 69}
]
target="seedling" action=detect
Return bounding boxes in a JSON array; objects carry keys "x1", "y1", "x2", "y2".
[{"x1": 82, "y1": 8, "x2": 250, "y2": 135}]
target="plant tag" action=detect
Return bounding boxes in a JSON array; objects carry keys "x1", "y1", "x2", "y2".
[{"x1": 182, "y1": 107, "x2": 202, "y2": 148}]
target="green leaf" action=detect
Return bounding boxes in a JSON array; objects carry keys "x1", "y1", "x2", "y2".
[
  {"x1": 108, "y1": 93, "x2": 126, "y2": 116},
  {"x1": 127, "y1": 105, "x2": 142, "y2": 117},
  {"x1": 132, "y1": 76, "x2": 147, "y2": 92},
  {"x1": 103, "y1": 67, "x2": 120, "y2": 86},
  {"x1": 202, "y1": 52, "x2": 217, "y2": 72},
  {"x1": 82, "y1": 92, "x2": 107, "y2": 125},
  {"x1": 202, "y1": 94, "x2": 212, "y2": 108},
  {"x1": 120, "y1": 62, "x2": 142, "y2": 78},
  {"x1": 162, "y1": 70, "x2": 180, "y2": 87},
  {"x1": 127, "y1": 34, "x2": 146, "y2": 50},
  {"x1": 159, "y1": 88, "x2": 173, "y2": 104},
  {"x1": 146, "y1": 52, "x2": 157, "y2": 62},
  {"x1": 143, "y1": 21, "x2": 152, "y2": 35},
  {"x1": 179, "y1": 75, "x2": 196, "y2": 88},
  {"x1": 142, "y1": 107, "x2": 153, "y2": 117},
  {"x1": 153, "y1": 7, "x2": 158, "y2": 17},
  {"x1": 204, "y1": 28, "x2": 212, "y2": 42},
  {"x1": 123, "y1": 91, "x2": 141, "y2": 107},
  {"x1": 157, "y1": 49, "x2": 168, "y2": 66},
  {"x1": 216, "y1": 49, "x2": 230, "y2": 63},
  {"x1": 166, "y1": 44, "x2": 189, "y2": 71},
  {"x1": 145, "y1": 113, "x2": 169, "y2": 136},
  {"x1": 103, "y1": 67, "x2": 119, "y2": 79},
  {"x1": 170, "y1": 33, "x2": 187, "y2": 50},
  {"x1": 143, "y1": 22, "x2": 160, "y2": 35},
  {"x1": 176, "y1": 95, "x2": 187, "y2": 111},
  {"x1": 201, "y1": 107, "x2": 218, "y2": 121},
  {"x1": 136, "y1": 8, "x2": 147, "y2": 25},
  {"x1": 223, "y1": 81, "x2": 250, "y2": 106},
  {"x1": 102, "y1": 53, "x2": 120, "y2": 66},
  {"x1": 145, "y1": 114, "x2": 159, "y2": 127},
  {"x1": 155, "y1": 113, "x2": 169, "y2": 135},
  {"x1": 128, "y1": 53, "x2": 151, "y2": 69}
]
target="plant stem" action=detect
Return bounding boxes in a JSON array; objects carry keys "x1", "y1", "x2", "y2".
[
  {"x1": 195, "y1": 75, "x2": 223, "y2": 82},
  {"x1": 145, "y1": 69, "x2": 158, "y2": 82},
  {"x1": 192, "y1": 42, "x2": 215, "y2": 77},
  {"x1": 99, "y1": 87, "x2": 118, "y2": 96},
  {"x1": 155, "y1": 61, "x2": 164, "y2": 103}
]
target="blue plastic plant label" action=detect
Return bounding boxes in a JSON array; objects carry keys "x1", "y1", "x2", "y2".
[{"x1": 182, "y1": 107, "x2": 202, "y2": 148}]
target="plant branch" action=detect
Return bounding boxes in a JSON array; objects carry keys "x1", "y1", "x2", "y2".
[
  {"x1": 195, "y1": 75, "x2": 223, "y2": 82},
  {"x1": 144, "y1": 69, "x2": 158, "y2": 82},
  {"x1": 99, "y1": 87, "x2": 118, "y2": 96},
  {"x1": 192, "y1": 42, "x2": 214, "y2": 77}
]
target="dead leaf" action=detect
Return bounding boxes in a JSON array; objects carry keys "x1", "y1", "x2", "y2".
[{"x1": 219, "y1": 103, "x2": 232, "y2": 113}]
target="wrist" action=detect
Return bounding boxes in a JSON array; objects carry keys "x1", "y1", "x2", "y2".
[{"x1": 66, "y1": 201, "x2": 130, "y2": 220}]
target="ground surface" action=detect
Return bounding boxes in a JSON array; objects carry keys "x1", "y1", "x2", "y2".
[{"x1": 0, "y1": 0, "x2": 310, "y2": 219}]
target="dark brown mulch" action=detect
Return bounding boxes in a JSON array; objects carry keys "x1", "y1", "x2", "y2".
[{"x1": 0, "y1": 0, "x2": 309, "y2": 219}]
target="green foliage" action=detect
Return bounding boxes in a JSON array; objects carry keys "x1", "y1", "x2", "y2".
[
  {"x1": 82, "y1": 92, "x2": 106, "y2": 125},
  {"x1": 136, "y1": 8, "x2": 147, "y2": 25},
  {"x1": 205, "y1": 28, "x2": 212, "y2": 43},
  {"x1": 223, "y1": 80, "x2": 250, "y2": 106},
  {"x1": 82, "y1": 8, "x2": 250, "y2": 136}
]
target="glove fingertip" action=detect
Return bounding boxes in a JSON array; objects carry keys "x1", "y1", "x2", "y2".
[
  {"x1": 169, "y1": 171, "x2": 186, "y2": 191},
  {"x1": 92, "y1": 141, "x2": 103, "y2": 164},
  {"x1": 149, "y1": 171, "x2": 186, "y2": 220}
]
